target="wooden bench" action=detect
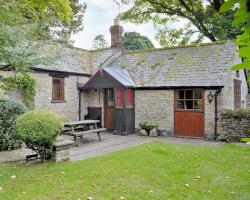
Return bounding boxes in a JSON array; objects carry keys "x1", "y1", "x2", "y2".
[
  {"x1": 66, "y1": 128, "x2": 107, "y2": 146},
  {"x1": 26, "y1": 154, "x2": 39, "y2": 162}
]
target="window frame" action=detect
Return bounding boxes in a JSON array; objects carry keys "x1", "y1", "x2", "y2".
[
  {"x1": 52, "y1": 77, "x2": 65, "y2": 102},
  {"x1": 234, "y1": 79, "x2": 241, "y2": 110},
  {"x1": 116, "y1": 87, "x2": 123, "y2": 108},
  {"x1": 105, "y1": 88, "x2": 115, "y2": 107},
  {"x1": 175, "y1": 89, "x2": 204, "y2": 112},
  {"x1": 125, "y1": 88, "x2": 135, "y2": 108}
]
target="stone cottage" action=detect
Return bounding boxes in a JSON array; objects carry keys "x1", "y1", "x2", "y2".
[{"x1": 1, "y1": 19, "x2": 249, "y2": 140}]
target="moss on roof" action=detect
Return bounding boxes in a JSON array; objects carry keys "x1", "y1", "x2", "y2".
[{"x1": 125, "y1": 40, "x2": 235, "y2": 55}]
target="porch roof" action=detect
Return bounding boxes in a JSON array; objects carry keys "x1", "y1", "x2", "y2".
[{"x1": 83, "y1": 67, "x2": 135, "y2": 89}]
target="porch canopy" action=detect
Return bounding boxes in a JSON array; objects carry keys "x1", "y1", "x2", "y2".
[{"x1": 82, "y1": 67, "x2": 135, "y2": 89}]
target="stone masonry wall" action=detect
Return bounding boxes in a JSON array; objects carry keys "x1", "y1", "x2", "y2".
[
  {"x1": 204, "y1": 90, "x2": 217, "y2": 139},
  {"x1": 247, "y1": 94, "x2": 250, "y2": 109},
  {"x1": 220, "y1": 110, "x2": 250, "y2": 141},
  {"x1": 135, "y1": 90, "x2": 174, "y2": 134},
  {"x1": 33, "y1": 72, "x2": 89, "y2": 122}
]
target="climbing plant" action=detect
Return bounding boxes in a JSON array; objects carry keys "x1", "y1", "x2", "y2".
[{"x1": 2, "y1": 74, "x2": 36, "y2": 109}]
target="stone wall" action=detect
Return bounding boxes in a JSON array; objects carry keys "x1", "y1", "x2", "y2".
[
  {"x1": 220, "y1": 109, "x2": 250, "y2": 141},
  {"x1": 204, "y1": 90, "x2": 217, "y2": 139},
  {"x1": 247, "y1": 94, "x2": 250, "y2": 109},
  {"x1": 135, "y1": 90, "x2": 174, "y2": 134},
  {"x1": 33, "y1": 72, "x2": 89, "y2": 122}
]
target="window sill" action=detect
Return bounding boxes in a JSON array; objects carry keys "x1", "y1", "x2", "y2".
[{"x1": 51, "y1": 100, "x2": 66, "y2": 103}]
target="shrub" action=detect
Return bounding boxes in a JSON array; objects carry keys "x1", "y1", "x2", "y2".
[
  {"x1": 216, "y1": 132, "x2": 230, "y2": 142},
  {"x1": 240, "y1": 137, "x2": 250, "y2": 143},
  {"x1": 15, "y1": 110, "x2": 64, "y2": 161},
  {"x1": 0, "y1": 99, "x2": 28, "y2": 151},
  {"x1": 219, "y1": 109, "x2": 250, "y2": 142},
  {"x1": 139, "y1": 119, "x2": 159, "y2": 133}
]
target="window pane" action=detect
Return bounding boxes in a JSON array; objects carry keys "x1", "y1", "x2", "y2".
[
  {"x1": 116, "y1": 87, "x2": 123, "y2": 108},
  {"x1": 126, "y1": 89, "x2": 134, "y2": 107},
  {"x1": 194, "y1": 89, "x2": 202, "y2": 99},
  {"x1": 177, "y1": 100, "x2": 185, "y2": 109},
  {"x1": 194, "y1": 100, "x2": 202, "y2": 109},
  {"x1": 186, "y1": 100, "x2": 193, "y2": 109},
  {"x1": 52, "y1": 78, "x2": 64, "y2": 100},
  {"x1": 178, "y1": 90, "x2": 184, "y2": 99},
  {"x1": 185, "y1": 90, "x2": 193, "y2": 99}
]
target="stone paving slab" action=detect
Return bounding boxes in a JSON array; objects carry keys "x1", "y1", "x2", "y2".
[
  {"x1": 0, "y1": 147, "x2": 33, "y2": 163},
  {"x1": 0, "y1": 132, "x2": 244, "y2": 163}
]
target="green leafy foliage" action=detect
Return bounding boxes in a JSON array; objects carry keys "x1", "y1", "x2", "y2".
[
  {"x1": 121, "y1": 0, "x2": 241, "y2": 46},
  {"x1": 0, "y1": 0, "x2": 86, "y2": 75},
  {"x1": 2, "y1": 74, "x2": 36, "y2": 109},
  {"x1": 0, "y1": 99, "x2": 28, "y2": 151},
  {"x1": 122, "y1": 32, "x2": 154, "y2": 50},
  {"x1": 241, "y1": 137, "x2": 250, "y2": 143},
  {"x1": 139, "y1": 119, "x2": 158, "y2": 131},
  {"x1": 92, "y1": 35, "x2": 109, "y2": 49},
  {"x1": 220, "y1": 0, "x2": 250, "y2": 72},
  {"x1": 15, "y1": 110, "x2": 64, "y2": 161}
]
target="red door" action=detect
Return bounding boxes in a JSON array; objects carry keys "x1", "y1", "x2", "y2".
[
  {"x1": 104, "y1": 88, "x2": 115, "y2": 129},
  {"x1": 175, "y1": 89, "x2": 204, "y2": 137}
]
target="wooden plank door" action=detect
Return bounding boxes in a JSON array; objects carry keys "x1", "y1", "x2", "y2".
[
  {"x1": 175, "y1": 89, "x2": 204, "y2": 137},
  {"x1": 104, "y1": 88, "x2": 115, "y2": 129}
]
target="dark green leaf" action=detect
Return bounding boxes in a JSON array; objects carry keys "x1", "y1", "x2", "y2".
[
  {"x1": 231, "y1": 60, "x2": 250, "y2": 70},
  {"x1": 220, "y1": 0, "x2": 237, "y2": 13},
  {"x1": 239, "y1": 47, "x2": 250, "y2": 57}
]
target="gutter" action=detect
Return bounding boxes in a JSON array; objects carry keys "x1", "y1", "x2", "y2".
[
  {"x1": 214, "y1": 88, "x2": 222, "y2": 140},
  {"x1": 31, "y1": 67, "x2": 91, "y2": 77},
  {"x1": 78, "y1": 90, "x2": 82, "y2": 120}
]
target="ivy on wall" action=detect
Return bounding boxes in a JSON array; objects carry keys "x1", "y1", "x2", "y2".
[{"x1": 2, "y1": 74, "x2": 36, "y2": 109}]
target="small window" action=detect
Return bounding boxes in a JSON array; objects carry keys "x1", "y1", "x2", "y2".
[
  {"x1": 116, "y1": 87, "x2": 123, "y2": 108},
  {"x1": 105, "y1": 88, "x2": 114, "y2": 107},
  {"x1": 126, "y1": 89, "x2": 134, "y2": 108},
  {"x1": 176, "y1": 89, "x2": 203, "y2": 111},
  {"x1": 52, "y1": 77, "x2": 64, "y2": 101}
]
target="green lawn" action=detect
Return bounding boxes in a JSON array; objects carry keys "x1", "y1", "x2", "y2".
[{"x1": 0, "y1": 142, "x2": 250, "y2": 200}]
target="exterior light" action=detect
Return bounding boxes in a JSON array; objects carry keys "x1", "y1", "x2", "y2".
[{"x1": 207, "y1": 91, "x2": 214, "y2": 103}]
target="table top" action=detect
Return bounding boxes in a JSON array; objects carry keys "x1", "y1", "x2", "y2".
[{"x1": 64, "y1": 120, "x2": 100, "y2": 126}]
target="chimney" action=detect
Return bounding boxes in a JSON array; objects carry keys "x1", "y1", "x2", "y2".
[{"x1": 110, "y1": 17, "x2": 123, "y2": 48}]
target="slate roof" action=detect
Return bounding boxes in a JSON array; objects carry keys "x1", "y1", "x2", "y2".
[
  {"x1": 34, "y1": 43, "x2": 118, "y2": 75},
  {"x1": 109, "y1": 41, "x2": 240, "y2": 87},
  {"x1": 102, "y1": 67, "x2": 135, "y2": 87}
]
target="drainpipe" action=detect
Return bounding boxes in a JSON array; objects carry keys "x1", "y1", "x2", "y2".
[
  {"x1": 78, "y1": 90, "x2": 82, "y2": 120},
  {"x1": 214, "y1": 89, "x2": 221, "y2": 140}
]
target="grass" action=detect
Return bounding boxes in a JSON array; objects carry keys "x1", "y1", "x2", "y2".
[{"x1": 0, "y1": 141, "x2": 250, "y2": 200}]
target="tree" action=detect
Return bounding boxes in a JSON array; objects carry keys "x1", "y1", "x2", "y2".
[
  {"x1": 220, "y1": 0, "x2": 250, "y2": 80},
  {"x1": 0, "y1": 0, "x2": 86, "y2": 73},
  {"x1": 0, "y1": 0, "x2": 86, "y2": 96},
  {"x1": 54, "y1": 0, "x2": 87, "y2": 43},
  {"x1": 92, "y1": 35, "x2": 109, "y2": 49},
  {"x1": 122, "y1": 32, "x2": 154, "y2": 50},
  {"x1": 121, "y1": 0, "x2": 241, "y2": 46}
]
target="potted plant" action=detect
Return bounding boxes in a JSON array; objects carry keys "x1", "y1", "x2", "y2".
[{"x1": 139, "y1": 119, "x2": 159, "y2": 137}]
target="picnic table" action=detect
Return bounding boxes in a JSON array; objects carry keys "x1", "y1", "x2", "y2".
[{"x1": 63, "y1": 120, "x2": 106, "y2": 146}]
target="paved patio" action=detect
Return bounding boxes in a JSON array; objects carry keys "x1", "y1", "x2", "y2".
[{"x1": 0, "y1": 132, "x2": 226, "y2": 163}]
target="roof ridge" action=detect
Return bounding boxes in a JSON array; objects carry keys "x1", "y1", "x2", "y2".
[{"x1": 125, "y1": 40, "x2": 235, "y2": 54}]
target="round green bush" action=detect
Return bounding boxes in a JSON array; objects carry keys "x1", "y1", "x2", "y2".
[
  {"x1": 15, "y1": 109, "x2": 64, "y2": 161},
  {"x1": 0, "y1": 98, "x2": 28, "y2": 151}
]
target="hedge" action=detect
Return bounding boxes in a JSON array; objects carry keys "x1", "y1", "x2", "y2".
[{"x1": 218, "y1": 109, "x2": 250, "y2": 142}]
